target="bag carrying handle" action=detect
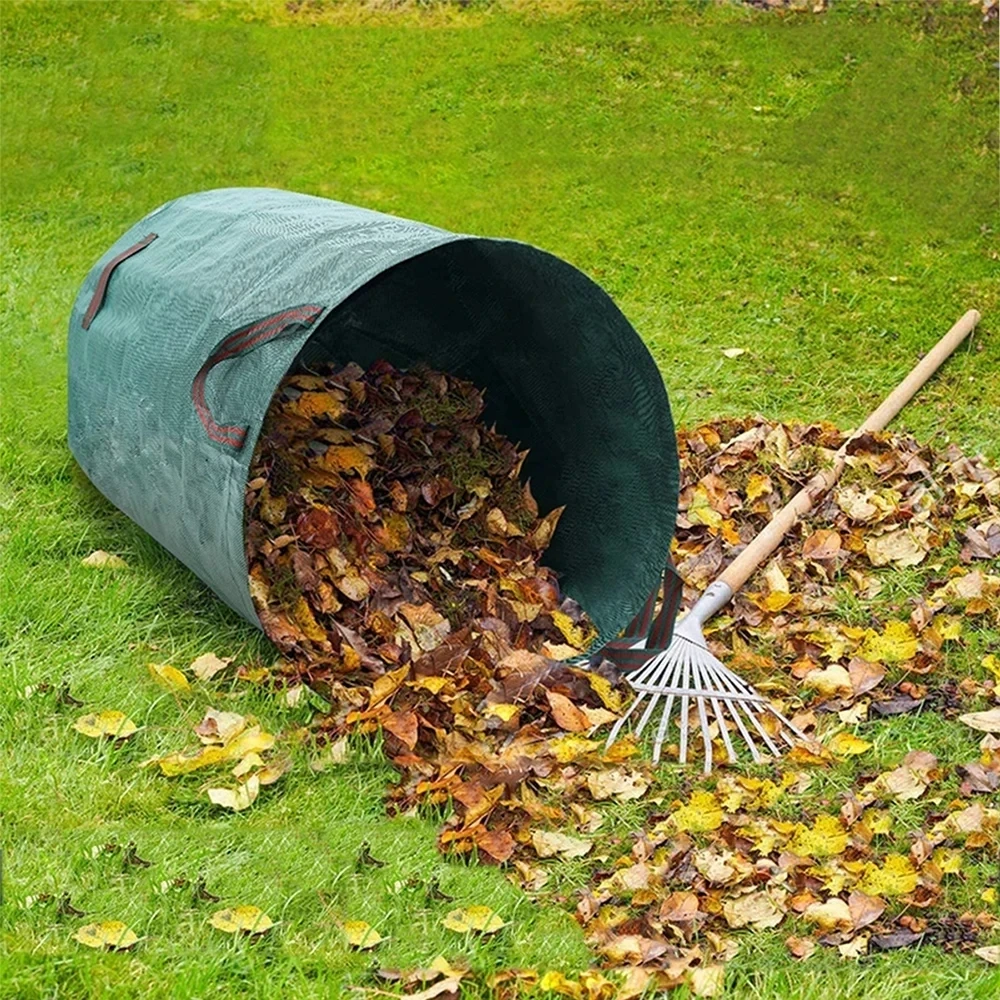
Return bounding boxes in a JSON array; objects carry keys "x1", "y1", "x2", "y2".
[
  {"x1": 598, "y1": 560, "x2": 685, "y2": 671},
  {"x1": 81, "y1": 233, "x2": 158, "y2": 330},
  {"x1": 193, "y1": 304, "x2": 325, "y2": 449}
]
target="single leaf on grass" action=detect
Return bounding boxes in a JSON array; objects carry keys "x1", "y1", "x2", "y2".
[
  {"x1": 195, "y1": 709, "x2": 247, "y2": 744},
  {"x1": 441, "y1": 906, "x2": 505, "y2": 934},
  {"x1": 210, "y1": 905, "x2": 273, "y2": 935},
  {"x1": 785, "y1": 935, "x2": 816, "y2": 960},
  {"x1": 957, "y1": 707, "x2": 1000, "y2": 733},
  {"x1": 787, "y1": 815, "x2": 848, "y2": 858},
  {"x1": 865, "y1": 528, "x2": 929, "y2": 568},
  {"x1": 855, "y1": 855, "x2": 919, "y2": 897},
  {"x1": 847, "y1": 657, "x2": 885, "y2": 696},
  {"x1": 74, "y1": 920, "x2": 139, "y2": 950},
  {"x1": 828, "y1": 732, "x2": 873, "y2": 758},
  {"x1": 585, "y1": 767, "x2": 649, "y2": 801},
  {"x1": 190, "y1": 653, "x2": 233, "y2": 681},
  {"x1": 670, "y1": 789, "x2": 724, "y2": 832},
  {"x1": 73, "y1": 710, "x2": 138, "y2": 740},
  {"x1": 690, "y1": 965, "x2": 726, "y2": 997},
  {"x1": 207, "y1": 775, "x2": 260, "y2": 811},
  {"x1": 147, "y1": 662, "x2": 190, "y2": 693},
  {"x1": 81, "y1": 550, "x2": 127, "y2": 569},
  {"x1": 981, "y1": 654, "x2": 1000, "y2": 681},
  {"x1": 975, "y1": 946, "x2": 1000, "y2": 965},
  {"x1": 721, "y1": 347, "x2": 746, "y2": 358},
  {"x1": 256, "y1": 756, "x2": 292, "y2": 785},
  {"x1": 858, "y1": 620, "x2": 918, "y2": 663},
  {"x1": 862, "y1": 751, "x2": 938, "y2": 802},
  {"x1": 342, "y1": 920, "x2": 384, "y2": 949},
  {"x1": 531, "y1": 830, "x2": 593, "y2": 859}
]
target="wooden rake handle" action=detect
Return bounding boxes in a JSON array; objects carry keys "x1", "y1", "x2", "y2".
[{"x1": 718, "y1": 309, "x2": 981, "y2": 594}]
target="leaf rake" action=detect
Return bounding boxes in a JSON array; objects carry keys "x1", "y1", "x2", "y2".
[{"x1": 606, "y1": 309, "x2": 981, "y2": 771}]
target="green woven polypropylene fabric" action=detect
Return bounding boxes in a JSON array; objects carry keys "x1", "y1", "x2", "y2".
[{"x1": 68, "y1": 187, "x2": 679, "y2": 648}]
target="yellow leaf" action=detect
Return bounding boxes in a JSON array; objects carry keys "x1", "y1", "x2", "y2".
[
  {"x1": 550, "y1": 610, "x2": 596, "y2": 651},
  {"x1": 484, "y1": 703, "x2": 520, "y2": 722},
  {"x1": 828, "y1": 732, "x2": 873, "y2": 758},
  {"x1": 787, "y1": 815, "x2": 848, "y2": 858},
  {"x1": 855, "y1": 854, "x2": 918, "y2": 897},
  {"x1": 441, "y1": 905, "x2": 506, "y2": 934},
  {"x1": 869, "y1": 811, "x2": 893, "y2": 835},
  {"x1": 690, "y1": 965, "x2": 726, "y2": 997},
  {"x1": 206, "y1": 775, "x2": 260, "y2": 811},
  {"x1": 531, "y1": 830, "x2": 593, "y2": 859},
  {"x1": 721, "y1": 347, "x2": 746, "y2": 359},
  {"x1": 548, "y1": 735, "x2": 601, "y2": 763},
  {"x1": 982, "y1": 654, "x2": 1000, "y2": 682},
  {"x1": 232, "y1": 752, "x2": 263, "y2": 777},
  {"x1": 81, "y1": 550, "x2": 127, "y2": 569},
  {"x1": 73, "y1": 710, "x2": 138, "y2": 740},
  {"x1": 342, "y1": 920, "x2": 384, "y2": 950},
  {"x1": 932, "y1": 848, "x2": 963, "y2": 874},
  {"x1": 156, "y1": 745, "x2": 228, "y2": 776},
  {"x1": 73, "y1": 920, "x2": 138, "y2": 950},
  {"x1": 584, "y1": 671, "x2": 624, "y2": 712},
  {"x1": 210, "y1": 905, "x2": 273, "y2": 935},
  {"x1": 981, "y1": 887, "x2": 997, "y2": 905},
  {"x1": 410, "y1": 675, "x2": 449, "y2": 695},
  {"x1": 321, "y1": 444, "x2": 373, "y2": 478},
  {"x1": 293, "y1": 596, "x2": 328, "y2": 643},
  {"x1": 369, "y1": 665, "x2": 410, "y2": 710},
  {"x1": 802, "y1": 663, "x2": 853, "y2": 698},
  {"x1": 147, "y1": 662, "x2": 190, "y2": 693},
  {"x1": 538, "y1": 970, "x2": 582, "y2": 997},
  {"x1": 256, "y1": 756, "x2": 292, "y2": 785},
  {"x1": 745, "y1": 473, "x2": 773, "y2": 502},
  {"x1": 670, "y1": 790, "x2": 723, "y2": 832},
  {"x1": 190, "y1": 652, "x2": 233, "y2": 681},
  {"x1": 688, "y1": 486, "x2": 723, "y2": 531},
  {"x1": 936, "y1": 617, "x2": 963, "y2": 641},
  {"x1": 802, "y1": 898, "x2": 852, "y2": 932},
  {"x1": 858, "y1": 620, "x2": 918, "y2": 664}
]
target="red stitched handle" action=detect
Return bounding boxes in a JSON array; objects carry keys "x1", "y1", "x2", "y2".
[
  {"x1": 598, "y1": 559, "x2": 685, "y2": 670},
  {"x1": 192, "y1": 304, "x2": 324, "y2": 449},
  {"x1": 81, "y1": 233, "x2": 158, "y2": 330}
]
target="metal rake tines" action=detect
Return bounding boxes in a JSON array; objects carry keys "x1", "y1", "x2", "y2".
[{"x1": 606, "y1": 633, "x2": 807, "y2": 771}]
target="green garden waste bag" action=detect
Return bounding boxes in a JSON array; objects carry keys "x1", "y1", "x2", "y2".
[{"x1": 67, "y1": 187, "x2": 682, "y2": 662}]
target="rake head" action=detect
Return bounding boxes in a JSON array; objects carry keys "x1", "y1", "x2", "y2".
[{"x1": 606, "y1": 584, "x2": 807, "y2": 772}]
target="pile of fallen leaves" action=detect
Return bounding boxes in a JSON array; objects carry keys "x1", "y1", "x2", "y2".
[
  {"x1": 672, "y1": 416, "x2": 999, "y2": 728},
  {"x1": 245, "y1": 359, "x2": 597, "y2": 686},
  {"x1": 70, "y1": 407, "x2": 998, "y2": 997}
]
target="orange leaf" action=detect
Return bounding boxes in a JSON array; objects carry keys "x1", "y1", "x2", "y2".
[
  {"x1": 383, "y1": 710, "x2": 419, "y2": 750},
  {"x1": 545, "y1": 690, "x2": 591, "y2": 732}
]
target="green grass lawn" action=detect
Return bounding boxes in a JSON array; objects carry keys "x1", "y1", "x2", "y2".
[{"x1": 1, "y1": 1, "x2": 997, "y2": 998}]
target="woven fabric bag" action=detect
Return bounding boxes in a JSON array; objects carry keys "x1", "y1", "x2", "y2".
[{"x1": 68, "y1": 187, "x2": 682, "y2": 661}]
